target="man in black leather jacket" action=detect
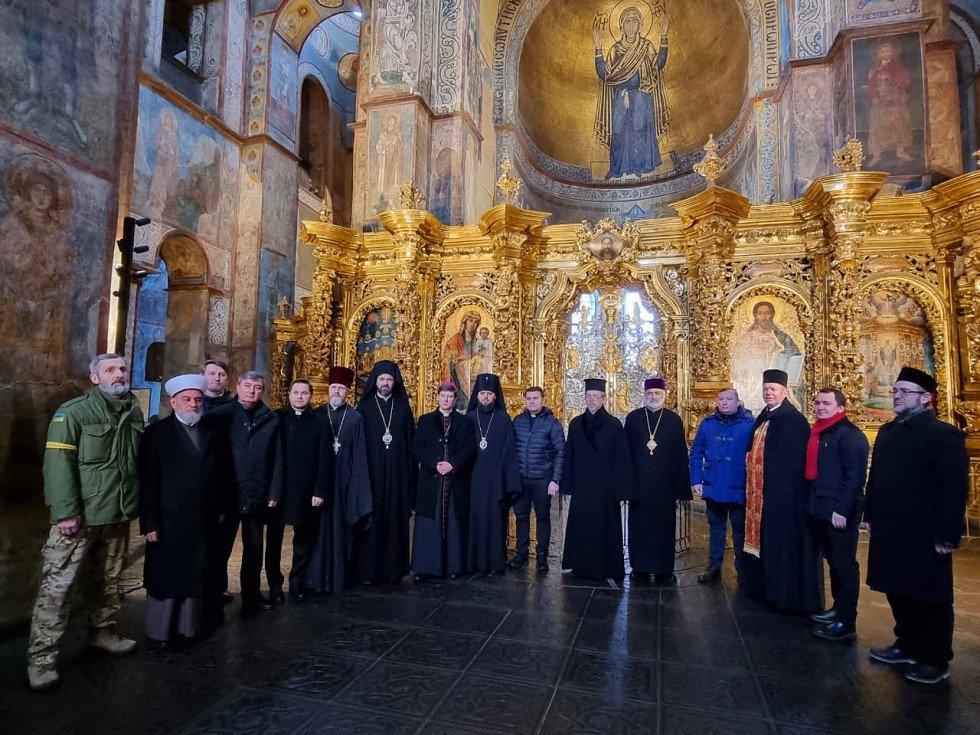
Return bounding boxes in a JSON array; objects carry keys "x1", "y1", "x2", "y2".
[{"x1": 509, "y1": 387, "x2": 565, "y2": 572}]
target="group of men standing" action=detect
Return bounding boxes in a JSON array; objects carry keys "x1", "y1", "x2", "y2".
[{"x1": 25, "y1": 353, "x2": 970, "y2": 691}]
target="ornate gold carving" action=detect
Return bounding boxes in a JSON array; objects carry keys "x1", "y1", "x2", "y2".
[
  {"x1": 319, "y1": 197, "x2": 333, "y2": 223},
  {"x1": 394, "y1": 181, "x2": 426, "y2": 210},
  {"x1": 833, "y1": 137, "x2": 865, "y2": 172},
  {"x1": 693, "y1": 134, "x2": 724, "y2": 186},
  {"x1": 496, "y1": 160, "x2": 523, "y2": 205}
]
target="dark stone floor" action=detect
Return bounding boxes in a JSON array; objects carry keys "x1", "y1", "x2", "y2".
[{"x1": 2, "y1": 517, "x2": 979, "y2": 735}]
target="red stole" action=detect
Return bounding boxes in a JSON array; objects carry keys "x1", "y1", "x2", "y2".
[{"x1": 744, "y1": 421, "x2": 769, "y2": 558}]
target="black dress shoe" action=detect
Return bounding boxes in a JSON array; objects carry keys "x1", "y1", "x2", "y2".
[
  {"x1": 697, "y1": 565, "x2": 721, "y2": 584},
  {"x1": 904, "y1": 662, "x2": 950, "y2": 685},
  {"x1": 221, "y1": 592, "x2": 234, "y2": 606},
  {"x1": 258, "y1": 594, "x2": 274, "y2": 611},
  {"x1": 413, "y1": 574, "x2": 424, "y2": 582},
  {"x1": 144, "y1": 637, "x2": 169, "y2": 652},
  {"x1": 810, "y1": 608, "x2": 837, "y2": 624},
  {"x1": 869, "y1": 644, "x2": 917, "y2": 666},
  {"x1": 537, "y1": 559, "x2": 550, "y2": 573},
  {"x1": 269, "y1": 588, "x2": 286, "y2": 605},
  {"x1": 289, "y1": 588, "x2": 308, "y2": 602},
  {"x1": 508, "y1": 556, "x2": 529, "y2": 569},
  {"x1": 813, "y1": 620, "x2": 856, "y2": 642},
  {"x1": 449, "y1": 573, "x2": 460, "y2": 580}
]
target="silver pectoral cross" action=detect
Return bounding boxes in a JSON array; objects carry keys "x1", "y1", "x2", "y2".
[
  {"x1": 382, "y1": 430, "x2": 393, "y2": 449},
  {"x1": 646, "y1": 437, "x2": 657, "y2": 455},
  {"x1": 333, "y1": 439, "x2": 341, "y2": 455},
  {"x1": 479, "y1": 437, "x2": 488, "y2": 451}
]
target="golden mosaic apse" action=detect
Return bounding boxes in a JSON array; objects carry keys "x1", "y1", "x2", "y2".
[{"x1": 518, "y1": 0, "x2": 750, "y2": 174}]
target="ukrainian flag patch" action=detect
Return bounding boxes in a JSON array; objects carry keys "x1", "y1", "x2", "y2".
[{"x1": 52, "y1": 412, "x2": 66, "y2": 423}]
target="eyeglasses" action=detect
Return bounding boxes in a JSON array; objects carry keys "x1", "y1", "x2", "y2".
[{"x1": 890, "y1": 388, "x2": 927, "y2": 397}]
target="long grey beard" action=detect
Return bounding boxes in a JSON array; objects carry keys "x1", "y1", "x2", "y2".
[
  {"x1": 645, "y1": 398, "x2": 664, "y2": 412},
  {"x1": 100, "y1": 382, "x2": 130, "y2": 397},
  {"x1": 175, "y1": 409, "x2": 203, "y2": 426},
  {"x1": 329, "y1": 396, "x2": 345, "y2": 408}
]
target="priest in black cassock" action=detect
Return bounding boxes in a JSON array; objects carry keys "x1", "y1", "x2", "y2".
[
  {"x1": 466, "y1": 374, "x2": 521, "y2": 575},
  {"x1": 741, "y1": 368, "x2": 822, "y2": 613},
  {"x1": 411, "y1": 381, "x2": 477, "y2": 579},
  {"x1": 354, "y1": 360, "x2": 416, "y2": 584},
  {"x1": 560, "y1": 379, "x2": 636, "y2": 580},
  {"x1": 625, "y1": 377, "x2": 691, "y2": 582},
  {"x1": 310, "y1": 366, "x2": 373, "y2": 593},
  {"x1": 139, "y1": 374, "x2": 235, "y2": 648}
]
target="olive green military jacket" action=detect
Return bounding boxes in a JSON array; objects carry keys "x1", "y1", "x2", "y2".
[{"x1": 43, "y1": 389, "x2": 145, "y2": 525}]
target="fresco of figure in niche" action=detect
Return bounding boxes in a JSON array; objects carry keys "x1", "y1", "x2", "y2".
[
  {"x1": 852, "y1": 33, "x2": 926, "y2": 177},
  {"x1": 858, "y1": 290, "x2": 934, "y2": 420},
  {"x1": 442, "y1": 306, "x2": 495, "y2": 411},
  {"x1": 592, "y1": 0, "x2": 671, "y2": 179},
  {"x1": 793, "y1": 79, "x2": 833, "y2": 196},
  {"x1": 356, "y1": 306, "x2": 398, "y2": 395},
  {"x1": 730, "y1": 297, "x2": 806, "y2": 418},
  {"x1": 373, "y1": 0, "x2": 420, "y2": 87}
]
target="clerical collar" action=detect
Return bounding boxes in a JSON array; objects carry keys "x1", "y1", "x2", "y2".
[
  {"x1": 293, "y1": 408, "x2": 305, "y2": 416},
  {"x1": 529, "y1": 410, "x2": 541, "y2": 418},
  {"x1": 766, "y1": 399, "x2": 786, "y2": 414},
  {"x1": 377, "y1": 393, "x2": 391, "y2": 402},
  {"x1": 439, "y1": 409, "x2": 453, "y2": 417}
]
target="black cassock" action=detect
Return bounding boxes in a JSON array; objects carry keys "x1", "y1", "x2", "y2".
[
  {"x1": 411, "y1": 409, "x2": 476, "y2": 577},
  {"x1": 309, "y1": 403, "x2": 372, "y2": 593},
  {"x1": 138, "y1": 414, "x2": 236, "y2": 601},
  {"x1": 561, "y1": 407, "x2": 636, "y2": 580},
  {"x1": 355, "y1": 393, "x2": 416, "y2": 583},
  {"x1": 741, "y1": 401, "x2": 822, "y2": 613},
  {"x1": 466, "y1": 407, "x2": 521, "y2": 574},
  {"x1": 625, "y1": 407, "x2": 691, "y2": 575}
]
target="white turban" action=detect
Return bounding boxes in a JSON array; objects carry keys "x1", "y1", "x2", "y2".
[{"x1": 164, "y1": 374, "x2": 208, "y2": 397}]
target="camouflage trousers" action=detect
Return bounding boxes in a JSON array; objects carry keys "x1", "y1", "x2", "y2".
[{"x1": 27, "y1": 522, "x2": 130, "y2": 669}]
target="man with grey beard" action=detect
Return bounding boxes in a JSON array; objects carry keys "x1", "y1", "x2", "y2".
[
  {"x1": 624, "y1": 377, "x2": 691, "y2": 582},
  {"x1": 138, "y1": 374, "x2": 235, "y2": 649},
  {"x1": 28, "y1": 354, "x2": 145, "y2": 690}
]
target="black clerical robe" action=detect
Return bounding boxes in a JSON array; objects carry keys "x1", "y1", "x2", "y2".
[
  {"x1": 466, "y1": 407, "x2": 521, "y2": 574},
  {"x1": 276, "y1": 408, "x2": 328, "y2": 526},
  {"x1": 742, "y1": 401, "x2": 822, "y2": 613},
  {"x1": 624, "y1": 407, "x2": 691, "y2": 575},
  {"x1": 561, "y1": 407, "x2": 636, "y2": 580},
  {"x1": 411, "y1": 409, "x2": 477, "y2": 577},
  {"x1": 355, "y1": 394, "x2": 416, "y2": 583},
  {"x1": 138, "y1": 414, "x2": 235, "y2": 600}
]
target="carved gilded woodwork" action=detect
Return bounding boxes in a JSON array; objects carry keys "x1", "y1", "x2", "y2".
[{"x1": 278, "y1": 170, "x2": 980, "y2": 482}]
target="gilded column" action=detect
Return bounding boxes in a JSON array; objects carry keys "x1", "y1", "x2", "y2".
[
  {"x1": 379, "y1": 207, "x2": 443, "y2": 409},
  {"x1": 478, "y1": 204, "x2": 548, "y2": 411},
  {"x1": 673, "y1": 186, "x2": 750, "y2": 428}
]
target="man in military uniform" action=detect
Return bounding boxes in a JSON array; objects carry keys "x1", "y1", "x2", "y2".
[{"x1": 27, "y1": 353, "x2": 145, "y2": 690}]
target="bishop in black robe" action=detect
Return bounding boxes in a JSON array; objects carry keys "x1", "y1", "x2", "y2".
[
  {"x1": 411, "y1": 382, "x2": 477, "y2": 578},
  {"x1": 560, "y1": 380, "x2": 636, "y2": 580},
  {"x1": 624, "y1": 377, "x2": 691, "y2": 579},
  {"x1": 310, "y1": 366, "x2": 373, "y2": 593},
  {"x1": 466, "y1": 374, "x2": 522, "y2": 575},
  {"x1": 138, "y1": 376, "x2": 235, "y2": 644},
  {"x1": 354, "y1": 360, "x2": 416, "y2": 584},
  {"x1": 741, "y1": 369, "x2": 822, "y2": 613}
]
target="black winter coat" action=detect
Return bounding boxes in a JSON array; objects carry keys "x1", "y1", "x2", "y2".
[
  {"x1": 277, "y1": 408, "x2": 332, "y2": 526},
  {"x1": 807, "y1": 417, "x2": 869, "y2": 522},
  {"x1": 412, "y1": 410, "x2": 476, "y2": 519},
  {"x1": 513, "y1": 407, "x2": 565, "y2": 482},
  {"x1": 211, "y1": 400, "x2": 283, "y2": 514},
  {"x1": 138, "y1": 415, "x2": 236, "y2": 599},
  {"x1": 865, "y1": 409, "x2": 969, "y2": 604}
]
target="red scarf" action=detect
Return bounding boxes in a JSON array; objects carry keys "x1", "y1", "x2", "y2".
[{"x1": 805, "y1": 412, "x2": 846, "y2": 481}]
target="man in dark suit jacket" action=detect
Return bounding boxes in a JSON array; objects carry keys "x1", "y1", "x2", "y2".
[
  {"x1": 806, "y1": 388, "x2": 869, "y2": 642},
  {"x1": 138, "y1": 374, "x2": 235, "y2": 648}
]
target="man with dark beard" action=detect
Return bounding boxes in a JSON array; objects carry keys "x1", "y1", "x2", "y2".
[
  {"x1": 865, "y1": 367, "x2": 969, "y2": 684},
  {"x1": 355, "y1": 360, "x2": 416, "y2": 584},
  {"x1": 138, "y1": 374, "x2": 235, "y2": 649},
  {"x1": 741, "y1": 369, "x2": 821, "y2": 613},
  {"x1": 465, "y1": 374, "x2": 521, "y2": 574},
  {"x1": 560, "y1": 379, "x2": 636, "y2": 580},
  {"x1": 310, "y1": 366, "x2": 372, "y2": 593},
  {"x1": 624, "y1": 377, "x2": 691, "y2": 583},
  {"x1": 412, "y1": 381, "x2": 476, "y2": 579}
]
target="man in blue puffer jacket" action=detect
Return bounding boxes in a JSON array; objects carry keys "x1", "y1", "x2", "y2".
[
  {"x1": 510, "y1": 387, "x2": 566, "y2": 572},
  {"x1": 689, "y1": 388, "x2": 754, "y2": 584}
]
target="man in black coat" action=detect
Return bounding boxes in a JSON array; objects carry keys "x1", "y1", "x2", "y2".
[
  {"x1": 741, "y1": 369, "x2": 822, "y2": 613},
  {"x1": 510, "y1": 386, "x2": 565, "y2": 572},
  {"x1": 276, "y1": 379, "x2": 334, "y2": 602},
  {"x1": 560, "y1": 378, "x2": 636, "y2": 580},
  {"x1": 310, "y1": 366, "x2": 372, "y2": 593},
  {"x1": 806, "y1": 388, "x2": 869, "y2": 642},
  {"x1": 210, "y1": 371, "x2": 283, "y2": 616},
  {"x1": 411, "y1": 381, "x2": 476, "y2": 579},
  {"x1": 624, "y1": 377, "x2": 691, "y2": 583},
  {"x1": 355, "y1": 360, "x2": 416, "y2": 584},
  {"x1": 865, "y1": 366, "x2": 969, "y2": 685},
  {"x1": 466, "y1": 374, "x2": 522, "y2": 575},
  {"x1": 139, "y1": 374, "x2": 235, "y2": 648}
]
